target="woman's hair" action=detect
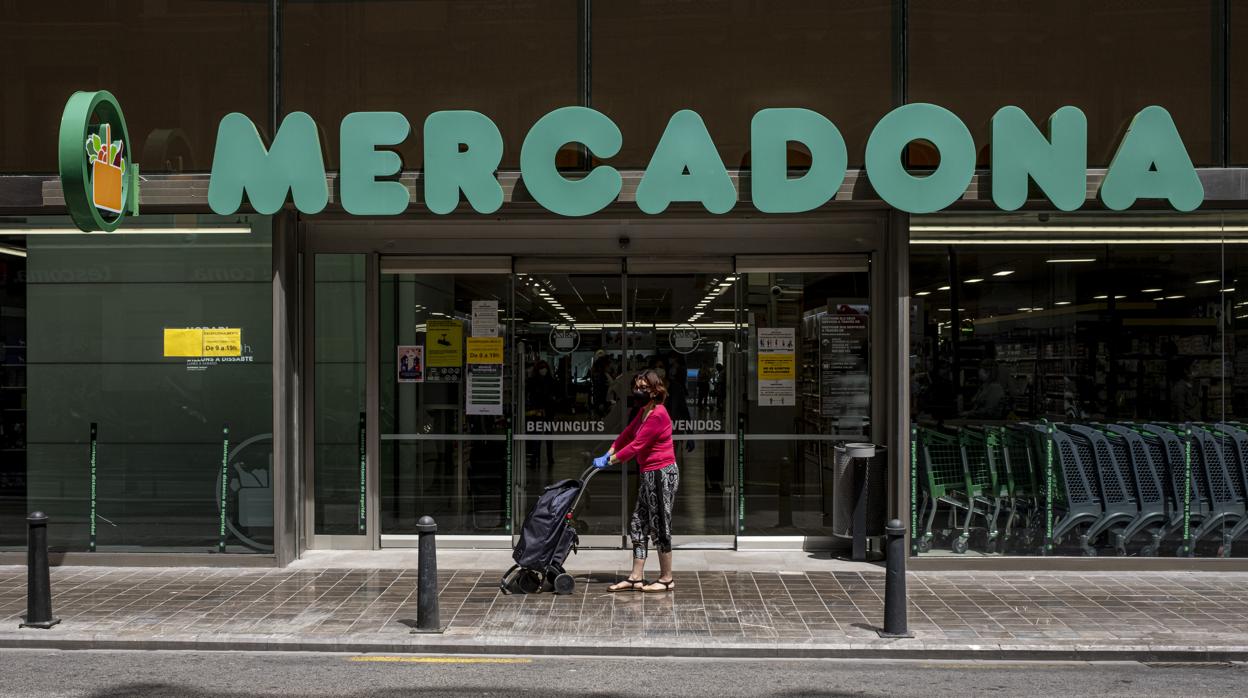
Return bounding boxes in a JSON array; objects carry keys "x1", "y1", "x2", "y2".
[{"x1": 633, "y1": 369, "x2": 668, "y2": 403}]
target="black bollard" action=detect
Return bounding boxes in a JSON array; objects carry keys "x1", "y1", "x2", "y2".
[
  {"x1": 21, "y1": 512, "x2": 60, "y2": 629},
  {"x1": 412, "y1": 515, "x2": 443, "y2": 634},
  {"x1": 877, "y1": 518, "x2": 912, "y2": 638}
]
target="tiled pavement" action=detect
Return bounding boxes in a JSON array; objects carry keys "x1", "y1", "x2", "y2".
[{"x1": 2, "y1": 566, "x2": 1248, "y2": 658}]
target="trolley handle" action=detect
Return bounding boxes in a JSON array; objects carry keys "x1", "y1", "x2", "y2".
[{"x1": 570, "y1": 462, "x2": 606, "y2": 515}]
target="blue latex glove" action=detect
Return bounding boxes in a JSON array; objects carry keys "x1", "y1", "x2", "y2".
[{"x1": 592, "y1": 453, "x2": 611, "y2": 469}]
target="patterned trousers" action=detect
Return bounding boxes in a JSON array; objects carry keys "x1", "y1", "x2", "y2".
[{"x1": 629, "y1": 463, "x2": 680, "y2": 559}]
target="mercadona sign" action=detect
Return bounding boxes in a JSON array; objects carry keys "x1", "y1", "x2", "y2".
[{"x1": 206, "y1": 104, "x2": 1204, "y2": 218}]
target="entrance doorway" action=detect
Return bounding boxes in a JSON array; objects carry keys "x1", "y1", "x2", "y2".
[
  {"x1": 511, "y1": 258, "x2": 740, "y2": 548},
  {"x1": 302, "y1": 237, "x2": 876, "y2": 552}
]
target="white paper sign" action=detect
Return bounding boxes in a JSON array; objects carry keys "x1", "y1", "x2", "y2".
[{"x1": 471, "y1": 300, "x2": 499, "y2": 337}]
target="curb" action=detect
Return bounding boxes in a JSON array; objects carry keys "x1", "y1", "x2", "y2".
[{"x1": 1, "y1": 634, "x2": 1246, "y2": 662}]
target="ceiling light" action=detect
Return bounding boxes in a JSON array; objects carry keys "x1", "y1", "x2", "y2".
[
  {"x1": 914, "y1": 291, "x2": 931, "y2": 296},
  {"x1": 0, "y1": 244, "x2": 25, "y2": 258},
  {"x1": 1113, "y1": 295, "x2": 1126, "y2": 299},
  {"x1": 1017, "y1": 307, "x2": 1032, "y2": 312},
  {"x1": 596, "y1": 308, "x2": 622, "y2": 312},
  {"x1": 992, "y1": 270, "x2": 1015, "y2": 276},
  {"x1": 938, "y1": 285, "x2": 951, "y2": 291},
  {"x1": 1054, "y1": 301, "x2": 1071, "y2": 306},
  {"x1": 1222, "y1": 288, "x2": 1237, "y2": 293},
  {"x1": 1196, "y1": 279, "x2": 1219, "y2": 285},
  {"x1": 1093, "y1": 295, "x2": 1108, "y2": 300},
  {"x1": 1153, "y1": 297, "x2": 1165, "y2": 301},
  {"x1": 1141, "y1": 288, "x2": 1162, "y2": 293},
  {"x1": 964, "y1": 278, "x2": 984, "y2": 284},
  {"x1": 1046, "y1": 258, "x2": 1096, "y2": 263},
  {"x1": 1165, "y1": 295, "x2": 1185, "y2": 299}
]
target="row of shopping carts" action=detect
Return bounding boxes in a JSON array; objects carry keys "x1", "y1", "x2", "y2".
[{"x1": 913, "y1": 421, "x2": 1248, "y2": 556}]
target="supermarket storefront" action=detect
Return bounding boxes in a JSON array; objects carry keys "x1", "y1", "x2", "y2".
[{"x1": 3, "y1": 1, "x2": 1248, "y2": 568}]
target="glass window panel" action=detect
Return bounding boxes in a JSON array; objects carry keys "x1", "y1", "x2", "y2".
[
  {"x1": 513, "y1": 272, "x2": 623, "y2": 538},
  {"x1": 910, "y1": 1, "x2": 1216, "y2": 166},
  {"x1": 909, "y1": 212, "x2": 1248, "y2": 558},
  {"x1": 0, "y1": 3, "x2": 269, "y2": 173},
  {"x1": 314, "y1": 254, "x2": 366, "y2": 536},
  {"x1": 593, "y1": 0, "x2": 893, "y2": 168},
  {"x1": 13, "y1": 216, "x2": 272, "y2": 552},
  {"x1": 0, "y1": 237, "x2": 27, "y2": 548},
  {"x1": 379, "y1": 272, "x2": 511, "y2": 535},
  {"x1": 742, "y1": 268, "x2": 871, "y2": 536},
  {"x1": 284, "y1": 1, "x2": 578, "y2": 170}
]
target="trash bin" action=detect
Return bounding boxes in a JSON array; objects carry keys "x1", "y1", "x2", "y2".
[{"x1": 830, "y1": 443, "x2": 887, "y2": 549}]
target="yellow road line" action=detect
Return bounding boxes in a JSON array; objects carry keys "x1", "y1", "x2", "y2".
[{"x1": 348, "y1": 656, "x2": 532, "y2": 664}]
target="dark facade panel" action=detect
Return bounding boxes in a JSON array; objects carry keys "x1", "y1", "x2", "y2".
[
  {"x1": 0, "y1": 2, "x2": 269, "y2": 174},
  {"x1": 592, "y1": 0, "x2": 894, "y2": 168},
  {"x1": 910, "y1": 1, "x2": 1217, "y2": 167},
  {"x1": 282, "y1": 0, "x2": 579, "y2": 170}
]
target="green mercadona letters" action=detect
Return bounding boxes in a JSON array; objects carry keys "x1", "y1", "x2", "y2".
[{"x1": 206, "y1": 105, "x2": 1204, "y2": 218}]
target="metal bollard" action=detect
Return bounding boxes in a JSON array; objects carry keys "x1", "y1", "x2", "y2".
[
  {"x1": 411, "y1": 515, "x2": 443, "y2": 634},
  {"x1": 21, "y1": 512, "x2": 61, "y2": 629},
  {"x1": 877, "y1": 518, "x2": 912, "y2": 638}
]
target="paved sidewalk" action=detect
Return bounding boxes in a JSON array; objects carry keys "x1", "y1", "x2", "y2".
[{"x1": 2, "y1": 564, "x2": 1247, "y2": 660}]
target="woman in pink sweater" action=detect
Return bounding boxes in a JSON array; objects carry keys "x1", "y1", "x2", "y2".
[{"x1": 592, "y1": 369, "x2": 679, "y2": 593}]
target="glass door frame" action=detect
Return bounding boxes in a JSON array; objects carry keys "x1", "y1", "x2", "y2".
[{"x1": 302, "y1": 249, "x2": 380, "y2": 550}]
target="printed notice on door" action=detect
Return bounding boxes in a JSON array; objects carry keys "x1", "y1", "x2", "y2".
[
  {"x1": 471, "y1": 300, "x2": 499, "y2": 337},
  {"x1": 757, "y1": 327, "x2": 796, "y2": 406},
  {"x1": 425, "y1": 319, "x2": 463, "y2": 382},
  {"x1": 466, "y1": 337, "x2": 504, "y2": 415}
]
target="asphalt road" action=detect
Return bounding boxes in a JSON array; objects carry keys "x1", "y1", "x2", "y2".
[{"x1": 0, "y1": 650, "x2": 1245, "y2": 697}]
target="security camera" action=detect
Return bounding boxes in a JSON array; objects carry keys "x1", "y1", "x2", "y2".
[
  {"x1": 618, "y1": 235, "x2": 630, "y2": 249},
  {"x1": 770, "y1": 284, "x2": 783, "y2": 297}
]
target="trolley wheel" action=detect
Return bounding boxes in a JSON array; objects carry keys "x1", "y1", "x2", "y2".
[
  {"x1": 951, "y1": 536, "x2": 969, "y2": 555},
  {"x1": 916, "y1": 537, "x2": 932, "y2": 554},
  {"x1": 553, "y1": 573, "x2": 576, "y2": 595},
  {"x1": 516, "y1": 571, "x2": 543, "y2": 594}
]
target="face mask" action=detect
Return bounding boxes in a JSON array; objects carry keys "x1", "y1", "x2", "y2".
[
  {"x1": 633, "y1": 388, "x2": 652, "y2": 401},
  {"x1": 539, "y1": 369, "x2": 548, "y2": 376}
]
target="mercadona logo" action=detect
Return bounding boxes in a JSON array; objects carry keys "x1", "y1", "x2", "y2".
[{"x1": 58, "y1": 90, "x2": 140, "y2": 232}]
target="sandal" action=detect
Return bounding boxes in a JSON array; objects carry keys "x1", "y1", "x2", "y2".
[
  {"x1": 608, "y1": 577, "x2": 645, "y2": 592},
  {"x1": 642, "y1": 579, "x2": 675, "y2": 593}
]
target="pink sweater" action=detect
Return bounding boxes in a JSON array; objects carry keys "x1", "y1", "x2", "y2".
[{"x1": 612, "y1": 404, "x2": 676, "y2": 473}]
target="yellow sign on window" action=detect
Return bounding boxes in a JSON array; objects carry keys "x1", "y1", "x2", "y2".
[
  {"x1": 163, "y1": 328, "x2": 203, "y2": 357},
  {"x1": 202, "y1": 328, "x2": 242, "y2": 357},
  {"x1": 163, "y1": 327, "x2": 242, "y2": 358},
  {"x1": 466, "y1": 336, "x2": 504, "y2": 364},
  {"x1": 758, "y1": 352, "x2": 795, "y2": 380},
  {"x1": 426, "y1": 319, "x2": 463, "y2": 367}
]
